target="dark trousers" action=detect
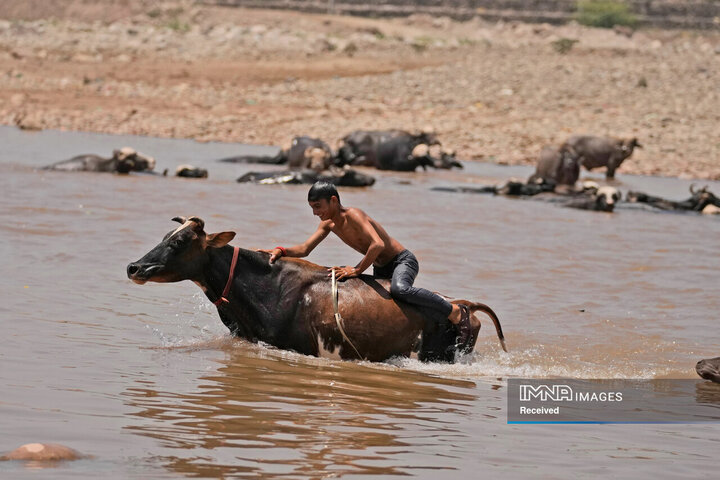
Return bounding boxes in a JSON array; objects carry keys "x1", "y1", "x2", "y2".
[{"x1": 373, "y1": 250, "x2": 453, "y2": 319}]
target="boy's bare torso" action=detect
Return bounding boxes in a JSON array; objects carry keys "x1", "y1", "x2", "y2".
[{"x1": 324, "y1": 207, "x2": 405, "y2": 266}]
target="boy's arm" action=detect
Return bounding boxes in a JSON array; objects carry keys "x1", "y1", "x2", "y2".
[{"x1": 260, "y1": 221, "x2": 331, "y2": 264}]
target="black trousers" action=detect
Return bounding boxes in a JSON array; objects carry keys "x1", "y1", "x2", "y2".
[{"x1": 373, "y1": 250, "x2": 453, "y2": 318}]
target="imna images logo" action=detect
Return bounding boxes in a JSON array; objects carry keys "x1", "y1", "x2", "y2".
[{"x1": 519, "y1": 384, "x2": 573, "y2": 402}]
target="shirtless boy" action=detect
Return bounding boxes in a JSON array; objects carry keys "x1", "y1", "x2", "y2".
[{"x1": 261, "y1": 181, "x2": 472, "y2": 344}]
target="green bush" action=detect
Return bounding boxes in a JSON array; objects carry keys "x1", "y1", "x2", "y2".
[
  {"x1": 576, "y1": 1, "x2": 637, "y2": 28},
  {"x1": 552, "y1": 38, "x2": 579, "y2": 54}
]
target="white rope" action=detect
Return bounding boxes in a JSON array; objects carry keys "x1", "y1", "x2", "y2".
[{"x1": 331, "y1": 269, "x2": 363, "y2": 359}]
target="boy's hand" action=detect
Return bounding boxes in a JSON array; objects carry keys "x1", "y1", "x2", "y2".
[
  {"x1": 328, "y1": 266, "x2": 358, "y2": 280},
  {"x1": 257, "y1": 248, "x2": 283, "y2": 264}
]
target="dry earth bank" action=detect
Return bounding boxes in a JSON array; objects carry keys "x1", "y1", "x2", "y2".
[{"x1": 1, "y1": 0, "x2": 718, "y2": 179}]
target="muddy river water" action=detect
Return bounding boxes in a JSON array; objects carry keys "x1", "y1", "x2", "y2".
[{"x1": 1, "y1": 126, "x2": 719, "y2": 478}]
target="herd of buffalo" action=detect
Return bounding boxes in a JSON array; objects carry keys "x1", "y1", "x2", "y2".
[
  {"x1": 41, "y1": 130, "x2": 720, "y2": 216},
  {"x1": 38, "y1": 129, "x2": 719, "y2": 373}
]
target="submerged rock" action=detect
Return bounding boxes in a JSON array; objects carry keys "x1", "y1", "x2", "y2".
[{"x1": 2, "y1": 443, "x2": 83, "y2": 462}]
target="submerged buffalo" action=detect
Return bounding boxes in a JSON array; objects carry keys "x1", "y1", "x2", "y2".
[
  {"x1": 219, "y1": 136, "x2": 334, "y2": 172},
  {"x1": 432, "y1": 180, "x2": 619, "y2": 212},
  {"x1": 337, "y1": 129, "x2": 458, "y2": 171},
  {"x1": 696, "y1": 357, "x2": 720, "y2": 383},
  {"x1": 42, "y1": 147, "x2": 156, "y2": 174},
  {"x1": 237, "y1": 167, "x2": 375, "y2": 187},
  {"x1": 433, "y1": 179, "x2": 555, "y2": 197},
  {"x1": 627, "y1": 185, "x2": 720, "y2": 213},
  {"x1": 561, "y1": 135, "x2": 641, "y2": 179},
  {"x1": 175, "y1": 165, "x2": 208, "y2": 178},
  {"x1": 126, "y1": 217, "x2": 506, "y2": 362},
  {"x1": 562, "y1": 185, "x2": 620, "y2": 212}
]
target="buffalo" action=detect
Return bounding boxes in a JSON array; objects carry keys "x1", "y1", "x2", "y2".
[
  {"x1": 627, "y1": 185, "x2": 720, "y2": 213},
  {"x1": 563, "y1": 185, "x2": 621, "y2": 212},
  {"x1": 175, "y1": 165, "x2": 208, "y2": 178},
  {"x1": 219, "y1": 136, "x2": 334, "y2": 172},
  {"x1": 237, "y1": 166, "x2": 375, "y2": 187},
  {"x1": 42, "y1": 147, "x2": 156, "y2": 174},
  {"x1": 432, "y1": 179, "x2": 619, "y2": 212},
  {"x1": 126, "y1": 217, "x2": 506, "y2": 363},
  {"x1": 528, "y1": 145, "x2": 581, "y2": 186},
  {"x1": 337, "y1": 129, "x2": 460, "y2": 171},
  {"x1": 562, "y1": 135, "x2": 641, "y2": 179}
]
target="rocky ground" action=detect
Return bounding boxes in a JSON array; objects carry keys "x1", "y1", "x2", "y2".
[{"x1": 1, "y1": 0, "x2": 718, "y2": 179}]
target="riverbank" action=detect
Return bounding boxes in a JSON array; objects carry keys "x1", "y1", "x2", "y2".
[{"x1": 1, "y1": 0, "x2": 718, "y2": 179}]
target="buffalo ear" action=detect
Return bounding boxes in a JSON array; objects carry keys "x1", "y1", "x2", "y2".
[{"x1": 206, "y1": 231, "x2": 236, "y2": 248}]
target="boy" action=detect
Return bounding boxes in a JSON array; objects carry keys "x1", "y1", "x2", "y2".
[{"x1": 260, "y1": 181, "x2": 472, "y2": 343}]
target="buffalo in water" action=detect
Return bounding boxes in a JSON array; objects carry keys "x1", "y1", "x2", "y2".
[
  {"x1": 627, "y1": 185, "x2": 720, "y2": 214},
  {"x1": 561, "y1": 135, "x2": 641, "y2": 179},
  {"x1": 219, "y1": 136, "x2": 334, "y2": 171},
  {"x1": 337, "y1": 129, "x2": 462, "y2": 171},
  {"x1": 433, "y1": 180, "x2": 620, "y2": 212},
  {"x1": 561, "y1": 185, "x2": 621, "y2": 212},
  {"x1": 528, "y1": 145, "x2": 581, "y2": 186},
  {"x1": 175, "y1": 165, "x2": 208, "y2": 178},
  {"x1": 237, "y1": 167, "x2": 375, "y2": 187},
  {"x1": 126, "y1": 217, "x2": 506, "y2": 362},
  {"x1": 42, "y1": 147, "x2": 156, "y2": 174}
]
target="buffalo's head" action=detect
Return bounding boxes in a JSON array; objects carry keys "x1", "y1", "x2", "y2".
[
  {"x1": 415, "y1": 128, "x2": 441, "y2": 147},
  {"x1": 689, "y1": 184, "x2": 719, "y2": 211},
  {"x1": 326, "y1": 166, "x2": 376, "y2": 187},
  {"x1": 619, "y1": 137, "x2": 641, "y2": 159},
  {"x1": 304, "y1": 147, "x2": 332, "y2": 173},
  {"x1": 127, "y1": 216, "x2": 235, "y2": 284},
  {"x1": 594, "y1": 186, "x2": 621, "y2": 212},
  {"x1": 114, "y1": 147, "x2": 156, "y2": 173},
  {"x1": 432, "y1": 148, "x2": 463, "y2": 169}
]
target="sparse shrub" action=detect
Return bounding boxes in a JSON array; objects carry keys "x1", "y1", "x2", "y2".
[
  {"x1": 552, "y1": 37, "x2": 579, "y2": 54},
  {"x1": 166, "y1": 18, "x2": 190, "y2": 33},
  {"x1": 411, "y1": 36, "x2": 434, "y2": 52},
  {"x1": 576, "y1": 1, "x2": 637, "y2": 29}
]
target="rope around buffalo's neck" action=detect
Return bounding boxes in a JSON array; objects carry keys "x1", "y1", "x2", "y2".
[{"x1": 331, "y1": 269, "x2": 363, "y2": 359}]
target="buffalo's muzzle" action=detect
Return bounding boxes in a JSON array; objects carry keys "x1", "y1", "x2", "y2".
[{"x1": 127, "y1": 263, "x2": 161, "y2": 284}]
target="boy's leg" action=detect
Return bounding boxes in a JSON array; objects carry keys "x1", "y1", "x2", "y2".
[
  {"x1": 389, "y1": 252, "x2": 453, "y2": 318},
  {"x1": 389, "y1": 251, "x2": 474, "y2": 347}
]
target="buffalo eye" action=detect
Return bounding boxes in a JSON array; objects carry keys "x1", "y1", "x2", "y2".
[{"x1": 168, "y1": 238, "x2": 185, "y2": 251}]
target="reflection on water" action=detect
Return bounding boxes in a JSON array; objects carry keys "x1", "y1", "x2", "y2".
[
  {"x1": 695, "y1": 381, "x2": 720, "y2": 406},
  {"x1": 123, "y1": 341, "x2": 481, "y2": 478}
]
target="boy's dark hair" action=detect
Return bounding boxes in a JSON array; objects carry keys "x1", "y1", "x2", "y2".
[{"x1": 308, "y1": 181, "x2": 340, "y2": 203}]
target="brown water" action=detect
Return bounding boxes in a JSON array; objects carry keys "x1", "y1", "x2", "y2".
[{"x1": 1, "y1": 126, "x2": 719, "y2": 478}]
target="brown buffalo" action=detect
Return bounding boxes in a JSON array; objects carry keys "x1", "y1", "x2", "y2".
[
  {"x1": 126, "y1": 217, "x2": 506, "y2": 363},
  {"x1": 528, "y1": 145, "x2": 581, "y2": 186},
  {"x1": 562, "y1": 135, "x2": 641, "y2": 179}
]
